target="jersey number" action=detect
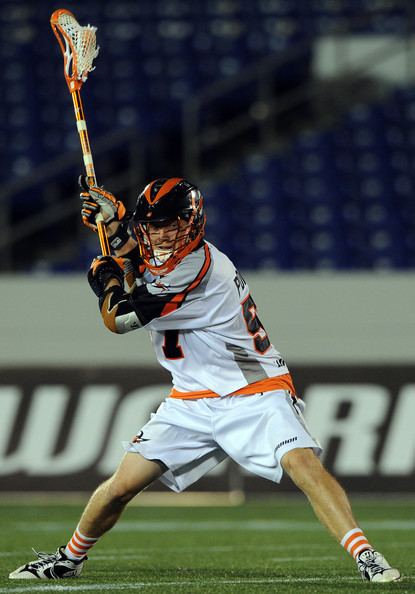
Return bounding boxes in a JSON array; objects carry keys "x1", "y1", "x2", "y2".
[
  {"x1": 162, "y1": 330, "x2": 184, "y2": 359},
  {"x1": 242, "y1": 294, "x2": 271, "y2": 354}
]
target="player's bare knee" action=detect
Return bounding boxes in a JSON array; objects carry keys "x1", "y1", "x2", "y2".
[
  {"x1": 105, "y1": 453, "x2": 165, "y2": 505},
  {"x1": 281, "y1": 447, "x2": 324, "y2": 490},
  {"x1": 103, "y1": 474, "x2": 140, "y2": 507}
]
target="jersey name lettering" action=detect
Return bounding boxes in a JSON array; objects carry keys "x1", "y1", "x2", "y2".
[{"x1": 233, "y1": 269, "x2": 246, "y2": 296}]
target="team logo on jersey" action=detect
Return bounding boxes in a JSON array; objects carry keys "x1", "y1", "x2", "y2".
[{"x1": 153, "y1": 280, "x2": 170, "y2": 290}]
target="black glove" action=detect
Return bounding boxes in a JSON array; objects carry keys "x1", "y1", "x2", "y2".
[{"x1": 88, "y1": 256, "x2": 125, "y2": 298}]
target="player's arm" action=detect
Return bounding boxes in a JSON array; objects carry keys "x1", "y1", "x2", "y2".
[
  {"x1": 87, "y1": 254, "x2": 187, "y2": 334},
  {"x1": 88, "y1": 246, "x2": 211, "y2": 333},
  {"x1": 87, "y1": 256, "x2": 142, "y2": 333}
]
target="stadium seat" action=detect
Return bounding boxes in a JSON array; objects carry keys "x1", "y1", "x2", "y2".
[
  {"x1": 1, "y1": 0, "x2": 414, "y2": 270},
  {"x1": 204, "y1": 83, "x2": 415, "y2": 270}
]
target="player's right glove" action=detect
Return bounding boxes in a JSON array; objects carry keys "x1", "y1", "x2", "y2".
[
  {"x1": 80, "y1": 175, "x2": 131, "y2": 250},
  {"x1": 87, "y1": 255, "x2": 125, "y2": 298},
  {"x1": 79, "y1": 175, "x2": 127, "y2": 231}
]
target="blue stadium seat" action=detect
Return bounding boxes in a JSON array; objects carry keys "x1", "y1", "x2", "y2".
[
  {"x1": 2, "y1": 0, "x2": 414, "y2": 270},
  {"x1": 205, "y1": 82, "x2": 415, "y2": 270}
]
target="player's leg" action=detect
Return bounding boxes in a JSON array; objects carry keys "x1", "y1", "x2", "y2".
[
  {"x1": 9, "y1": 395, "x2": 223, "y2": 581},
  {"x1": 214, "y1": 391, "x2": 400, "y2": 583},
  {"x1": 74, "y1": 452, "x2": 165, "y2": 538},
  {"x1": 9, "y1": 453, "x2": 164, "y2": 580},
  {"x1": 281, "y1": 447, "x2": 357, "y2": 540},
  {"x1": 281, "y1": 448, "x2": 400, "y2": 582}
]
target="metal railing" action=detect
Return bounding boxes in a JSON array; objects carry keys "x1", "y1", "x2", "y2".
[
  {"x1": 182, "y1": 35, "x2": 414, "y2": 181},
  {"x1": 0, "y1": 128, "x2": 144, "y2": 270},
  {"x1": 1, "y1": 8, "x2": 414, "y2": 271}
]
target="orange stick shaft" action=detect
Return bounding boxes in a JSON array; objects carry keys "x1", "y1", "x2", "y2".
[{"x1": 71, "y1": 90, "x2": 110, "y2": 256}]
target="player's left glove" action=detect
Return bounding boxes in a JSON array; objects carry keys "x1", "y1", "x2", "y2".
[{"x1": 87, "y1": 255, "x2": 125, "y2": 298}]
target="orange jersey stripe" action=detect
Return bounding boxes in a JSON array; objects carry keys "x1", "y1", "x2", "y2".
[
  {"x1": 161, "y1": 243, "x2": 211, "y2": 317},
  {"x1": 169, "y1": 373, "x2": 296, "y2": 400}
]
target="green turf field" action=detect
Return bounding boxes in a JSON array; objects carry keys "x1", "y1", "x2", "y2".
[{"x1": 0, "y1": 496, "x2": 413, "y2": 593}]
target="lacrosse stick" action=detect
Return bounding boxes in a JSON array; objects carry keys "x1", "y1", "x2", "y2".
[{"x1": 50, "y1": 8, "x2": 110, "y2": 256}]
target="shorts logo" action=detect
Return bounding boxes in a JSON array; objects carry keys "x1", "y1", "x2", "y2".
[
  {"x1": 275, "y1": 436, "x2": 298, "y2": 451},
  {"x1": 131, "y1": 431, "x2": 150, "y2": 444}
]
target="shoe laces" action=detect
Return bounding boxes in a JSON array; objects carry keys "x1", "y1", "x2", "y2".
[
  {"x1": 29, "y1": 547, "x2": 60, "y2": 569},
  {"x1": 359, "y1": 552, "x2": 385, "y2": 577}
]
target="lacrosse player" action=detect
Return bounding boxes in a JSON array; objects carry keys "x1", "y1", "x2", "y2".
[{"x1": 10, "y1": 178, "x2": 400, "y2": 583}]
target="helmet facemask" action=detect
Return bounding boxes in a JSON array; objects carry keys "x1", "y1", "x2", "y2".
[
  {"x1": 132, "y1": 179, "x2": 206, "y2": 275},
  {"x1": 135, "y1": 215, "x2": 198, "y2": 273}
]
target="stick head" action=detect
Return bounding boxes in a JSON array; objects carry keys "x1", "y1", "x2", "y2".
[{"x1": 50, "y1": 8, "x2": 99, "y2": 91}]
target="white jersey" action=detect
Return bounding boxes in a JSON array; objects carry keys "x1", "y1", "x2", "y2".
[{"x1": 108, "y1": 241, "x2": 291, "y2": 397}]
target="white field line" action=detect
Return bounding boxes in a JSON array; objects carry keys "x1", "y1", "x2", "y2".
[
  {"x1": 13, "y1": 519, "x2": 415, "y2": 533},
  {"x1": 112, "y1": 519, "x2": 415, "y2": 532},
  {"x1": 113, "y1": 520, "x2": 324, "y2": 532},
  {"x1": 388, "y1": 540, "x2": 415, "y2": 547},
  {"x1": 0, "y1": 544, "x2": 348, "y2": 561},
  {"x1": 92, "y1": 554, "x2": 149, "y2": 561},
  {"x1": 90, "y1": 553, "x2": 338, "y2": 563},
  {"x1": 270, "y1": 555, "x2": 339, "y2": 562},
  {"x1": 91, "y1": 543, "x2": 332, "y2": 555},
  {"x1": 96, "y1": 543, "x2": 331, "y2": 553},
  {"x1": 1, "y1": 576, "x2": 366, "y2": 593}
]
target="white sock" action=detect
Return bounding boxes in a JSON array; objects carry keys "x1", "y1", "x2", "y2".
[
  {"x1": 64, "y1": 525, "x2": 98, "y2": 560},
  {"x1": 341, "y1": 527, "x2": 372, "y2": 560}
]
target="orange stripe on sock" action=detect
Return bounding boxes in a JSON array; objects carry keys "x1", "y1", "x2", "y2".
[
  {"x1": 350, "y1": 537, "x2": 370, "y2": 559},
  {"x1": 74, "y1": 530, "x2": 97, "y2": 545},
  {"x1": 341, "y1": 530, "x2": 372, "y2": 560},
  {"x1": 72, "y1": 541, "x2": 90, "y2": 552},
  {"x1": 66, "y1": 527, "x2": 99, "y2": 560},
  {"x1": 67, "y1": 541, "x2": 84, "y2": 557},
  {"x1": 343, "y1": 530, "x2": 364, "y2": 552},
  {"x1": 73, "y1": 538, "x2": 93, "y2": 550}
]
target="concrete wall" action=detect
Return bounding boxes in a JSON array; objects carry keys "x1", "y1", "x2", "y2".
[
  {"x1": 1, "y1": 272, "x2": 414, "y2": 366},
  {"x1": 0, "y1": 273, "x2": 415, "y2": 366}
]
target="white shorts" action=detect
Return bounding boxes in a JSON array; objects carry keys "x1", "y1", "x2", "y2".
[{"x1": 123, "y1": 390, "x2": 322, "y2": 493}]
